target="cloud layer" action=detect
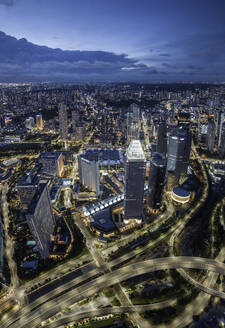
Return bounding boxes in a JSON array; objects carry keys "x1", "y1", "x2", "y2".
[{"x1": 0, "y1": 30, "x2": 224, "y2": 82}]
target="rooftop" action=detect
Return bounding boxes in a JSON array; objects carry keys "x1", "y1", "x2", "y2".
[
  {"x1": 126, "y1": 140, "x2": 146, "y2": 162},
  {"x1": 40, "y1": 152, "x2": 62, "y2": 160}
]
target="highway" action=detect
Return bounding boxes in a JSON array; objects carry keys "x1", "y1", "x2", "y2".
[
  {"x1": 1, "y1": 184, "x2": 23, "y2": 305},
  {"x1": 3, "y1": 256, "x2": 225, "y2": 328},
  {"x1": 43, "y1": 300, "x2": 178, "y2": 328}
]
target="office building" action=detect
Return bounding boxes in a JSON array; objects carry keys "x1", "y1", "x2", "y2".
[
  {"x1": 73, "y1": 124, "x2": 85, "y2": 141},
  {"x1": 206, "y1": 120, "x2": 216, "y2": 153},
  {"x1": 36, "y1": 114, "x2": 43, "y2": 130},
  {"x1": 156, "y1": 122, "x2": 167, "y2": 155},
  {"x1": 218, "y1": 111, "x2": 224, "y2": 147},
  {"x1": 58, "y1": 103, "x2": 68, "y2": 141},
  {"x1": 39, "y1": 152, "x2": 64, "y2": 177},
  {"x1": 147, "y1": 152, "x2": 166, "y2": 212},
  {"x1": 72, "y1": 111, "x2": 79, "y2": 133},
  {"x1": 78, "y1": 154, "x2": 100, "y2": 196},
  {"x1": 25, "y1": 117, "x2": 35, "y2": 130},
  {"x1": 219, "y1": 121, "x2": 225, "y2": 158},
  {"x1": 167, "y1": 127, "x2": 192, "y2": 181},
  {"x1": 124, "y1": 140, "x2": 146, "y2": 222},
  {"x1": 17, "y1": 166, "x2": 41, "y2": 210},
  {"x1": 131, "y1": 103, "x2": 140, "y2": 124},
  {"x1": 26, "y1": 183, "x2": 55, "y2": 259}
]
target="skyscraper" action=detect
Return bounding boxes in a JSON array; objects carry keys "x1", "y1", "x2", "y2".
[
  {"x1": 147, "y1": 152, "x2": 166, "y2": 212},
  {"x1": 72, "y1": 110, "x2": 79, "y2": 133},
  {"x1": 167, "y1": 127, "x2": 192, "y2": 180},
  {"x1": 218, "y1": 111, "x2": 224, "y2": 147},
  {"x1": 124, "y1": 140, "x2": 146, "y2": 222},
  {"x1": 219, "y1": 121, "x2": 225, "y2": 158},
  {"x1": 206, "y1": 120, "x2": 216, "y2": 153},
  {"x1": 156, "y1": 122, "x2": 167, "y2": 155},
  {"x1": 26, "y1": 183, "x2": 55, "y2": 259},
  {"x1": 36, "y1": 114, "x2": 43, "y2": 130},
  {"x1": 58, "y1": 103, "x2": 68, "y2": 141},
  {"x1": 39, "y1": 152, "x2": 64, "y2": 177},
  {"x1": 78, "y1": 154, "x2": 100, "y2": 196}
]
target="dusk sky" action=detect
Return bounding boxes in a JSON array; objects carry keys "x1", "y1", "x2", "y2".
[{"x1": 0, "y1": 0, "x2": 225, "y2": 82}]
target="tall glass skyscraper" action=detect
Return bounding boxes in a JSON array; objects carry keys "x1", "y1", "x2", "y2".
[
  {"x1": 124, "y1": 140, "x2": 146, "y2": 222},
  {"x1": 219, "y1": 121, "x2": 225, "y2": 158},
  {"x1": 167, "y1": 127, "x2": 192, "y2": 180},
  {"x1": 156, "y1": 122, "x2": 167, "y2": 155},
  {"x1": 206, "y1": 120, "x2": 216, "y2": 154},
  {"x1": 78, "y1": 154, "x2": 100, "y2": 196},
  {"x1": 147, "y1": 152, "x2": 166, "y2": 212},
  {"x1": 26, "y1": 183, "x2": 55, "y2": 259},
  {"x1": 58, "y1": 103, "x2": 68, "y2": 141}
]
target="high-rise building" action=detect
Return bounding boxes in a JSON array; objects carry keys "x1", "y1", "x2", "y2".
[
  {"x1": 75, "y1": 125, "x2": 85, "y2": 141},
  {"x1": 206, "y1": 120, "x2": 216, "y2": 153},
  {"x1": 36, "y1": 114, "x2": 43, "y2": 130},
  {"x1": 219, "y1": 121, "x2": 225, "y2": 158},
  {"x1": 17, "y1": 166, "x2": 41, "y2": 210},
  {"x1": 218, "y1": 111, "x2": 225, "y2": 147},
  {"x1": 78, "y1": 154, "x2": 100, "y2": 196},
  {"x1": 26, "y1": 183, "x2": 55, "y2": 258},
  {"x1": 131, "y1": 103, "x2": 140, "y2": 124},
  {"x1": 156, "y1": 122, "x2": 167, "y2": 155},
  {"x1": 127, "y1": 112, "x2": 139, "y2": 143},
  {"x1": 72, "y1": 111, "x2": 79, "y2": 133},
  {"x1": 147, "y1": 152, "x2": 166, "y2": 212},
  {"x1": 124, "y1": 140, "x2": 146, "y2": 222},
  {"x1": 58, "y1": 103, "x2": 68, "y2": 141},
  {"x1": 25, "y1": 117, "x2": 35, "y2": 130},
  {"x1": 167, "y1": 127, "x2": 192, "y2": 180},
  {"x1": 39, "y1": 152, "x2": 64, "y2": 177}
]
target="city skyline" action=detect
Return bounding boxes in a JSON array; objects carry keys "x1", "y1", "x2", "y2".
[{"x1": 0, "y1": 0, "x2": 225, "y2": 82}]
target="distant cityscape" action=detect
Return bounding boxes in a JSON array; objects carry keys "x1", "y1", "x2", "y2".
[{"x1": 1, "y1": 82, "x2": 225, "y2": 328}]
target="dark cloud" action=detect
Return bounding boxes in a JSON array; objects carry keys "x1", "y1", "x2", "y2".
[
  {"x1": 159, "y1": 53, "x2": 171, "y2": 57},
  {"x1": 0, "y1": 31, "x2": 151, "y2": 81},
  {"x1": 0, "y1": 0, "x2": 18, "y2": 6}
]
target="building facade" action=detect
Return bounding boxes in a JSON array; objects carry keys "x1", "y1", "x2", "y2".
[
  {"x1": 147, "y1": 152, "x2": 166, "y2": 211},
  {"x1": 124, "y1": 140, "x2": 146, "y2": 221},
  {"x1": 167, "y1": 127, "x2": 192, "y2": 181},
  {"x1": 206, "y1": 120, "x2": 216, "y2": 153},
  {"x1": 39, "y1": 152, "x2": 64, "y2": 177},
  {"x1": 58, "y1": 103, "x2": 68, "y2": 141},
  {"x1": 156, "y1": 122, "x2": 167, "y2": 155},
  {"x1": 78, "y1": 155, "x2": 100, "y2": 196},
  {"x1": 26, "y1": 183, "x2": 55, "y2": 259}
]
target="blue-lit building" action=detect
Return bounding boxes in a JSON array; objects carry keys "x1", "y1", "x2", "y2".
[
  {"x1": 167, "y1": 127, "x2": 192, "y2": 181},
  {"x1": 147, "y1": 152, "x2": 166, "y2": 211}
]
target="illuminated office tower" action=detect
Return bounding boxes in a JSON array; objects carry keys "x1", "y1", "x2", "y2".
[
  {"x1": 25, "y1": 117, "x2": 35, "y2": 130},
  {"x1": 218, "y1": 111, "x2": 225, "y2": 147},
  {"x1": 131, "y1": 103, "x2": 140, "y2": 124},
  {"x1": 58, "y1": 103, "x2": 68, "y2": 141},
  {"x1": 147, "y1": 152, "x2": 166, "y2": 212},
  {"x1": 36, "y1": 114, "x2": 43, "y2": 130},
  {"x1": 206, "y1": 120, "x2": 216, "y2": 153},
  {"x1": 156, "y1": 122, "x2": 167, "y2": 155},
  {"x1": 124, "y1": 140, "x2": 146, "y2": 222},
  {"x1": 78, "y1": 154, "x2": 100, "y2": 196},
  {"x1": 26, "y1": 183, "x2": 55, "y2": 259},
  {"x1": 39, "y1": 152, "x2": 64, "y2": 177},
  {"x1": 167, "y1": 127, "x2": 192, "y2": 181}
]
